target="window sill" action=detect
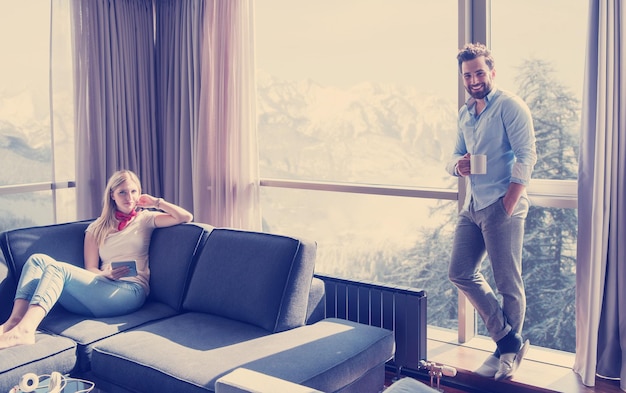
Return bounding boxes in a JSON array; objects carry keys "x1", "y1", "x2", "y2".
[
  {"x1": 428, "y1": 326, "x2": 575, "y2": 368},
  {"x1": 426, "y1": 326, "x2": 590, "y2": 393}
]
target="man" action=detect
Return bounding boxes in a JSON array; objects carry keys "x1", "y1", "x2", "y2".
[{"x1": 446, "y1": 43, "x2": 537, "y2": 381}]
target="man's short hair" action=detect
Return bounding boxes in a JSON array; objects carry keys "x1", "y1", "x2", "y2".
[{"x1": 457, "y1": 43, "x2": 495, "y2": 72}]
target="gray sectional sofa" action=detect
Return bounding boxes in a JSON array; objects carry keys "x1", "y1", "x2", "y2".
[{"x1": 0, "y1": 221, "x2": 395, "y2": 393}]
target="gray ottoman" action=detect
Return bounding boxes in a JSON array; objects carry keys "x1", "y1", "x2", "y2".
[{"x1": 0, "y1": 333, "x2": 77, "y2": 393}]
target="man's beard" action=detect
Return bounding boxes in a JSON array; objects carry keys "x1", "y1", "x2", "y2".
[{"x1": 467, "y1": 83, "x2": 492, "y2": 99}]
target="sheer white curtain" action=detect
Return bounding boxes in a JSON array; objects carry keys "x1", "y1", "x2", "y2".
[
  {"x1": 196, "y1": 0, "x2": 260, "y2": 229},
  {"x1": 72, "y1": 0, "x2": 159, "y2": 219},
  {"x1": 574, "y1": 0, "x2": 626, "y2": 390}
]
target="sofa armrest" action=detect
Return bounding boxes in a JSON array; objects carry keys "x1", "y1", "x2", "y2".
[
  {"x1": 385, "y1": 377, "x2": 440, "y2": 393},
  {"x1": 215, "y1": 368, "x2": 323, "y2": 393},
  {"x1": 0, "y1": 250, "x2": 16, "y2": 322},
  {"x1": 0, "y1": 220, "x2": 92, "y2": 276},
  {"x1": 306, "y1": 276, "x2": 325, "y2": 324}
]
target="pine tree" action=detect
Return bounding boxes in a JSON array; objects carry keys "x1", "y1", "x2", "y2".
[{"x1": 514, "y1": 58, "x2": 579, "y2": 352}]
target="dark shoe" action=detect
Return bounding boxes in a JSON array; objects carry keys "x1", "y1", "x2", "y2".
[{"x1": 494, "y1": 339, "x2": 530, "y2": 381}]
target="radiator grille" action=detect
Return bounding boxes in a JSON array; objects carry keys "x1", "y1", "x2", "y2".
[{"x1": 316, "y1": 274, "x2": 427, "y2": 371}]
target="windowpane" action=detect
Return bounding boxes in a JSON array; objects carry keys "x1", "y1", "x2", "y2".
[
  {"x1": 0, "y1": 2, "x2": 52, "y2": 185},
  {"x1": 257, "y1": 1, "x2": 460, "y2": 331},
  {"x1": 0, "y1": 2, "x2": 76, "y2": 228},
  {"x1": 256, "y1": 0, "x2": 458, "y2": 188},
  {"x1": 491, "y1": 0, "x2": 586, "y2": 181},
  {"x1": 0, "y1": 192, "x2": 54, "y2": 233},
  {"x1": 261, "y1": 187, "x2": 459, "y2": 329},
  {"x1": 55, "y1": 187, "x2": 78, "y2": 224}
]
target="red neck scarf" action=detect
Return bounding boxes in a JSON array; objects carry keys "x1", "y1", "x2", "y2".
[{"x1": 115, "y1": 209, "x2": 137, "y2": 231}]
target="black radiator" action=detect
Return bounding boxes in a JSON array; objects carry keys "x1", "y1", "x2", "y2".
[{"x1": 315, "y1": 274, "x2": 427, "y2": 372}]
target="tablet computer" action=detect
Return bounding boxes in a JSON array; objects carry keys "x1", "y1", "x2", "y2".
[{"x1": 111, "y1": 260, "x2": 138, "y2": 277}]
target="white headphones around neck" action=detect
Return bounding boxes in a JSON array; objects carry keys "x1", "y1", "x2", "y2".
[{"x1": 9, "y1": 372, "x2": 95, "y2": 393}]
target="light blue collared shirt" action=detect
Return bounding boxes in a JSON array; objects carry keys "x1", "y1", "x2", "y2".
[{"x1": 446, "y1": 88, "x2": 537, "y2": 211}]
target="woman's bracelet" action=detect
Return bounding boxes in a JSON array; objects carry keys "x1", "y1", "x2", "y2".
[{"x1": 156, "y1": 198, "x2": 162, "y2": 209}]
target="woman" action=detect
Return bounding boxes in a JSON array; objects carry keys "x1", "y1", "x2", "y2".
[{"x1": 0, "y1": 170, "x2": 193, "y2": 349}]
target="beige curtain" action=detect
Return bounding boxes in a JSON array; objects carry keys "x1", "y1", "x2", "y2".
[
  {"x1": 71, "y1": 0, "x2": 260, "y2": 229},
  {"x1": 574, "y1": 0, "x2": 626, "y2": 390},
  {"x1": 154, "y1": 0, "x2": 204, "y2": 216},
  {"x1": 72, "y1": 0, "x2": 159, "y2": 219}
]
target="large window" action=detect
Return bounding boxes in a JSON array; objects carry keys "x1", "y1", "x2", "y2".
[
  {"x1": 0, "y1": 1, "x2": 75, "y2": 231},
  {"x1": 256, "y1": 0, "x2": 461, "y2": 337},
  {"x1": 492, "y1": 0, "x2": 584, "y2": 183},
  {"x1": 256, "y1": 0, "x2": 461, "y2": 347},
  {"x1": 256, "y1": 0, "x2": 458, "y2": 189},
  {"x1": 256, "y1": 1, "x2": 586, "y2": 354},
  {"x1": 0, "y1": 3, "x2": 53, "y2": 183}
]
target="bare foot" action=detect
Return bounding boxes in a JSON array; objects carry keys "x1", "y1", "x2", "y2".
[
  {"x1": 0, "y1": 326, "x2": 36, "y2": 349},
  {"x1": 0, "y1": 321, "x2": 19, "y2": 335}
]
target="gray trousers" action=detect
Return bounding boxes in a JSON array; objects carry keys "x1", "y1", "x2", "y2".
[{"x1": 448, "y1": 197, "x2": 529, "y2": 342}]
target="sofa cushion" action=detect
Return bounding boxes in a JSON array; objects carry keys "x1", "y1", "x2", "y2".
[
  {"x1": 90, "y1": 315, "x2": 394, "y2": 393},
  {"x1": 0, "y1": 221, "x2": 211, "y2": 311},
  {"x1": 0, "y1": 220, "x2": 91, "y2": 275},
  {"x1": 40, "y1": 301, "x2": 179, "y2": 372},
  {"x1": 90, "y1": 312, "x2": 272, "y2": 393},
  {"x1": 0, "y1": 333, "x2": 77, "y2": 393},
  {"x1": 147, "y1": 222, "x2": 213, "y2": 310},
  {"x1": 237, "y1": 318, "x2": 394, "y2": 393},
  {"x1": 183, "y1": 228, "x2": 316, "y2": 333}
]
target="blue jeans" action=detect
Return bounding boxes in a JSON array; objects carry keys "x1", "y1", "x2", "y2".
[
  {"x1": 15, "y1": 253, "x2": 146, "y2": 318},
  {"x1": 448, "y1": 197, "x2": 529, "y2": 342}
]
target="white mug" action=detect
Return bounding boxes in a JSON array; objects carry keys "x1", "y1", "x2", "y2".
[{"x1": 470, "y1": 154, "x2": 487, "y2": 175}]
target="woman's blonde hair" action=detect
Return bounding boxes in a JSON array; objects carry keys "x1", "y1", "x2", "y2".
[{"x1": 89, "y1": 170, "x2": 142, "y2": 245}]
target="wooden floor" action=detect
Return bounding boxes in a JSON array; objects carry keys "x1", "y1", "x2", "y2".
[{"x1": 384, "y1": 328, "x2": 623, "y2": 393}]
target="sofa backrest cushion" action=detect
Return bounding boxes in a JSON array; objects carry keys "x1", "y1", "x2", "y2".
[
  {"x1": 0, "y1": 220, "x2": 214, "y2": 314},
  {"x1": 0, "y1": 220, "x2": 92, "y2": 276},
  {"x1": 183, "y1": 228, "x2": 317, "y2": 333},
  {"x1": 147, "y1": 222, "x2": 213, "y2": 310}
]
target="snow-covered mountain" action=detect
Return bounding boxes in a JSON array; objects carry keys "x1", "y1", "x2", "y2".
[
  {"x1": 256, "y1": 71, "x2": 458, "y2": 187},
  {"x1": 0, "y1": 89, "x2": 74, "y2": 185},
  {"x1": 1, "y1": 72, "x2": 459, "y2": 187},
  {"x1": 0, "y1": 113, "x2": 51, "y2": 185}
]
